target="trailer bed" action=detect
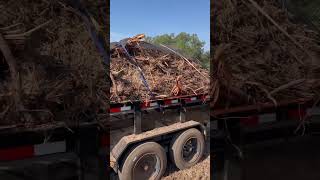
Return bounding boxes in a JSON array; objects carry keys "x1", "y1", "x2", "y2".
[
  {"x1": 110, "y1": 93, "x2": 209, "y2": 132},
  {"x1": 211, "y1": 98, "x2": 315, "y2": 117}
]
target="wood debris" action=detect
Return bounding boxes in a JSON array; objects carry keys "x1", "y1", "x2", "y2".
[
  {"x1": 212, "y1": 0, "x2": 320, "y2": 108},
  {"x1": 0, "y1": 1, "x2": 108, "y2": 127},
  {"x1": 110, "y1": 38, "x2": 209, "y2": 102}
]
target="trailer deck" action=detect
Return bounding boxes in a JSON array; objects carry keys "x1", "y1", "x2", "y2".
[{"x1": 110, "y1": 94, "x2": 210, "y2": 132}]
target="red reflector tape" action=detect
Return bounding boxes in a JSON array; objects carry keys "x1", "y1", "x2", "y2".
[
  {"x1": 150, "y1": 102, "x2": 158, "y2": 107},
  {"x1": 141, "y1": 102, "x2": 158, "y2": 109},
  {"x1": 185, "y1": 97, "x2": 197, "y2": 103},
  {"x1": 0, "y1": 146, "x2": 34, "y2": 161},
  {"x1": 201, "y1": 95, "x2": 209, "y2": 101},
  {"x1": 164, "y1": 99, "x2": 178, "y2": 105},
  {"x1": 288, "y1": 109, "x2": 306, "y2": 119},
  {"x1": 164, "y1": 100, "x2": 170, "y2": 105},
  {"x1": 241, "y1": 114, "x2": 276, "y2": 127},
  {"x1": 120, "y1": 106, "x2": 131, "y2": 111},
  {"x1": 241, "y1": 116, "x2": 259, "y2": 127},
  {"x1": 101, "y1": 134, "x2": 109, "y2": 147},
  {"x1": 171, "y1": 99, "x2": 179, "y2": 104},
  {"x1": 0, "y1": 141, "x2": 66, "y2": 161},
  {"x1": 110, "y1": 106, "x2": 131, "y2": 113},
  {"x1": 110, "y1": 107, "x2": 120, "y2": 113},
  {"x1": 141, "y1": 102, "x2": 150, "y2": 108}
]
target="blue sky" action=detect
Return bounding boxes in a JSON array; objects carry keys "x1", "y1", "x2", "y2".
[{"x1": 110, "y1": 0, "x2": 210, "y2": 51}]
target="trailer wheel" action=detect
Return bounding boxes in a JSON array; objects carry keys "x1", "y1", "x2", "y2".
[
  {"x1": 170, "y1": 128, "x2": 205, "y2": 170},
  {"x1": 118, "y1": 142, "x2": 167, "y2": 180}
]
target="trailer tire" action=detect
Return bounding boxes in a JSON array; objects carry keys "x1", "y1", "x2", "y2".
[
  {"x1": 118, "y1": 142, "x2": 167, "y2": 180},
  {"x1": 170, "y1": 128, "x2": 205, "y2": 170}
]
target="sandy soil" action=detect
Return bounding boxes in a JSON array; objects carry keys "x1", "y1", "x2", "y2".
[
  {"x1": 211, "y1": 136, "x2": 320, "y2": 180},
  {"x1": 162, "y1": 156, "x2": 210, "y2": 180},
  {"x1": 242, "y1": 136, "x2": 320, "y2": 180}
]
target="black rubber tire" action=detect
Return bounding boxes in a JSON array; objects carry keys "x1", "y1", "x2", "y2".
[
  {"x1": 118, "y1": 142, "x2": 167, "y2": 180},
  {"x1": 170, "y1": 128, "x2": 205, "y2": 170}
]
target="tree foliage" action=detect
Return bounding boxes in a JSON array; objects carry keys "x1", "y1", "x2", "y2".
[{"x1": 146, "y1": 33, "x2": 210, "y2": 69}]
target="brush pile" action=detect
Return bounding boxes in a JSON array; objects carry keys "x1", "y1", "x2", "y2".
[
  {"x1": 0, "y1": 1, "x2": 108, "y2": 127},
  {"x1": 110, "y1": 39, "x2": 209, "y2": 102},
  {"x1": 211, "y1": 0, "x2": 320, "y2": 108}
]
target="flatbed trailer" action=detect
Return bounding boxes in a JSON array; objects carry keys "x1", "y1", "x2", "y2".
[
  {"x1": 109, "y1": 94, "x2": 210, "y2": 180},
  {"x1": 211, "y1": 98, "x2": 320, "y2": 180},
  {"x1": 0, "y1": 121, "x2": 109, "y2": 180}
]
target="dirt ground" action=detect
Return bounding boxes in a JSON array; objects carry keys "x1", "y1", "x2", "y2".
[
  {"x1": 162, "y1": 156, "x2": 210, "y2": 180},
  {"x1": 213, "y1": 135, "x2": 320, "y2": 180},
  {"x1": 242, "y1": 136, "x2": 320, "y2": 180}
]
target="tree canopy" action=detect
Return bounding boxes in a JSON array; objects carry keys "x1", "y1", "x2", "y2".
[{"x1": 145, "y1": 33, "x2": 209, "y2": 69}]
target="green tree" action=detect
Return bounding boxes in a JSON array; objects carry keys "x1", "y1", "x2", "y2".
[
  {"x1": 201, "y1": 51, "x2": 210, "y2": 69},
  {"x1": 146, "y1": 33, "x2": 209, "y2": 69}
]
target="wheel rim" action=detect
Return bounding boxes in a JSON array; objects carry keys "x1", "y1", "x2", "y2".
[
  {"x1": 181, "y1": 137, "x2": 199, "y2": 163},
  {"x1": 133, "y1": 153, "x2": 161, "y2": 180}
]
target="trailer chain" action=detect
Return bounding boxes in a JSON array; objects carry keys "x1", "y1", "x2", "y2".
[
  {"x1": 66, "y1": 0, "x2": 109, "y2": 69},
  {"x1": 115, "y1": 40, "x2": 155, "y2": 98}
]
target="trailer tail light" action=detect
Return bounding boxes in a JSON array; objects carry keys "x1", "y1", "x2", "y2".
[
  {"x1": 241, "y1": 113, "x2": 276, "y2": 127},
  {"x1": 0, "y1": 141, "x2": 66, "y2": 161}
]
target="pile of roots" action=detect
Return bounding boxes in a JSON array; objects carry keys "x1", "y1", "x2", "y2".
[
  {"x1": 110, "y1": 40, "x2": 209, "y2": 102},
  {"x1": 0, "y1": 0, "x2": 108, "y2": 127},
  {"x1": 211, "y1": 0, "x2": 320, "y2": 108}
]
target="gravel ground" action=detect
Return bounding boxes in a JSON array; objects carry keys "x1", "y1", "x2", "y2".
[
  {"x1": 212, "y1": 136, "x2": 320, "y2": 180},
  {"x1": 242, "y1": 136, "x2": 320, "y2": 180}
]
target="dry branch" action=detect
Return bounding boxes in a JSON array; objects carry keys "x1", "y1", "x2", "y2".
[
  {"x1": 212, "y1": 0, "x2": 320, "y2": 108},
  {"x1": 110, "y1": 40, "x2": 209, "y2": 102},
  {"x1": 0, "y1": 0, "x2": 108, "y2": 127}
]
